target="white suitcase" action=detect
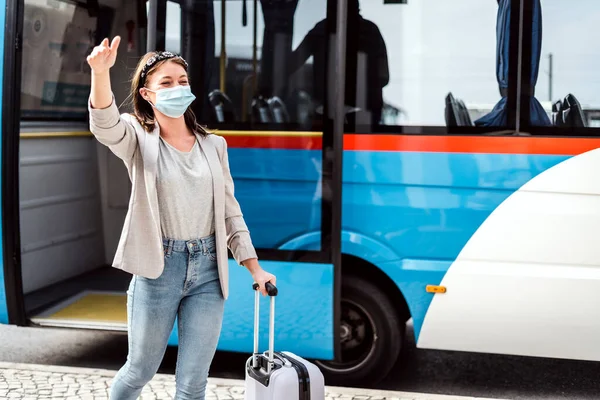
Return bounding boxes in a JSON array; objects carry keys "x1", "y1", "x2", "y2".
[{"x1": 244, "y1": 282, "x2": 325, "y2": 400}]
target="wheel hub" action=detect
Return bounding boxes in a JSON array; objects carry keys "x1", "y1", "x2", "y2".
[
  {"x1": 317, "y1": 299, "x2": 376, "y2": 373},
  {"x1": 340, "y1": 323, "x2": 352, "y2": 343}
]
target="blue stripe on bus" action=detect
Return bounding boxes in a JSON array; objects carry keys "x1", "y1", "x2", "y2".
[
  {"x1": 0, "y1": 0, "x2": 8, "y2": 325},
  {"x1": 227, "y1": 148, "x2": 570, "y2": 342}
]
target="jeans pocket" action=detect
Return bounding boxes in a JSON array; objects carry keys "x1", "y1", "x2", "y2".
[
  {"x1": 206, "y1": 244, "x2": 217, "y2": 261},
  {"x1": 207, "y1": 250, "x2": 217, "y2": 262}
]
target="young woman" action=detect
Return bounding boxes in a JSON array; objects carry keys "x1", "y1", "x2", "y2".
[{"x1": 87, "y1": 36, "x2": 276, "y2": 400}]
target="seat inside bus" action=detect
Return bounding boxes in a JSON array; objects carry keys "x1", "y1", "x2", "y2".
[
  {"x1": 251, "y1": 95, "x2": 273, "y2": 123},
  {"x1": 445, "y1": 92, "x2": 474, "y2": 127},
  {"x1": 268, "y1": 96, "x2": 290, "y2": 124},
  {"x1": 553, "y1": 93, "x2": 586, "y2": 128},
  {"x1": 249, "y1": 95, "x2": 291, "y2": 124},
  {"x1": 208, "y1": 89, "x2": 237, "y2": 123}
]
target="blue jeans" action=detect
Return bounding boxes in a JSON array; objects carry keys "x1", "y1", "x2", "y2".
[{"x1": 110, "y1": 235, "x2": 224, "y2": 400}]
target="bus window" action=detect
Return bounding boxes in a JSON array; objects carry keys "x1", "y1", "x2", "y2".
[
  {"x1": 346, "y1": 0, "x2": 511, "y2": 130},
  {"x1": 20, "y1": 0, "x2": 119, "y2": 120},
  {"x1": 168, "y1": 0, "x2": 327, "y2": 129},
  {"x1": 21, "y1": 0, "x2": 98, "y2": 120},
  {"x1": 530, "y1": 0, "x2": 600, "y2": 130},
  {"x1": 165, "y1": 1, "x2": 181, "y2": 54}
]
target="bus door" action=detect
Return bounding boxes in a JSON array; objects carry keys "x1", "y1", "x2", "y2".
[
  {"x1": 0, "y1": 0, "x2": 18, "y2": 326},
  {"x1": 2, "y1": 0, "x2": 150, "y2": 329},
  {"x1": 165, "y1": 0, "x2": 345, "y2": 362}
]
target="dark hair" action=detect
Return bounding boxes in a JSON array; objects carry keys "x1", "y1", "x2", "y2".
[{"x1": 130, "y1": 51, "x2": 209, "y2": 136}]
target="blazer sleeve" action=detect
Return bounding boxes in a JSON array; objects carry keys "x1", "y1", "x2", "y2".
[
  {"x1": 88, "y1": 95, "x2": 138, "y2": 163},
  {"x1": 218, "y1": 135, "x2": 259, "y2": 264}
]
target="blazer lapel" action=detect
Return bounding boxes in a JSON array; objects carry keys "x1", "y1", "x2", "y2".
[
  {"x1": 198, "y1": 134, "x2": 228, "y2": 298},
  {"x1": 143, "y1": 124, "x2": 161, "y2": 232},
  {"x1": 144, "y1": 124, "x2": 160, "y2": 177},
  {"x1": 198, "y1": 135, "x2": 224, "y2": 214}
]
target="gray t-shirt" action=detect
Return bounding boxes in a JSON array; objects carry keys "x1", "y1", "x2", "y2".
[{"x1": 157, "y1": 137, "x2": 215, "y2": 240}]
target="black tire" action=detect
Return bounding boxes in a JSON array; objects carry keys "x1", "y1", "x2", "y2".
[{"x1": 315, "y1": 274, "x2": 404, "y2": 386}]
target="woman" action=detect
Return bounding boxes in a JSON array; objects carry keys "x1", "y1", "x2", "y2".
[{"x1": 87, "y1": 36, "x2": 276, "y2": 400}]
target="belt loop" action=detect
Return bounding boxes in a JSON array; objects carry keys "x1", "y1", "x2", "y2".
[
  {"x1": 167, "y1": 239, "x2": 174, "y2": 257},
  {"x1": 201, "y1": 237, "x2": 207, "y2": 255}
]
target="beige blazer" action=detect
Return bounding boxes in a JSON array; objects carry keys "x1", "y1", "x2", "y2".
[{"x1": 88, "y1": 96, "x2": 257, "y2": 299}]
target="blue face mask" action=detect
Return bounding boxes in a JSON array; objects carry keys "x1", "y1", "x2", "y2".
[{"x1": 146, "y1": 85, "x2": 196, "y2": 118}]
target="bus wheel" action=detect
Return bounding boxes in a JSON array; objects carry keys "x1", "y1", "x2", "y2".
[{"x1": 315, "y1": 275, "x2": 403, "y2": 386}]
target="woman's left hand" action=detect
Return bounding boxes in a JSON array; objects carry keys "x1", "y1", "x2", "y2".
[{"x1": 252, "y1": 267, "x2": 277, "y2": 296}]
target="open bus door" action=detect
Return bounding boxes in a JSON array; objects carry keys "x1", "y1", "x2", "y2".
[
  {"x1": 1, "y1": 0, "x2": 25, "y2": 326},
  {"x1": 192, "y1": 0, "x2": 346, "y2": 366},
  {"x1": 0, "y1": 0, "x2": 346, "y2": 374}
]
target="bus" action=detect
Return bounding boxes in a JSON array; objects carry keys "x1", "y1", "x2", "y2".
[{"x1": 2, "y1": 0, "x2": 600, "y2": 387}]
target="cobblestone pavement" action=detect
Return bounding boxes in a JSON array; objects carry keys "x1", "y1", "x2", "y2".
[{"x1": 0, "y1": 362, "x2": 503, "y2": 400}]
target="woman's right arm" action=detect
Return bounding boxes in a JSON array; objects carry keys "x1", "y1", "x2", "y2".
[{"x1": 87, "y1": 36, "x2": 137, "y2": 162}]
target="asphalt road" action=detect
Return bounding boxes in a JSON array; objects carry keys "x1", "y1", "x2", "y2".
[{"x1": 1, "y1": 322, "x2": 598, "y2": 399}]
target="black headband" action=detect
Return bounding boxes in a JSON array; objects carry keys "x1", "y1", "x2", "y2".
[{"x1": 140, "y1": 51, "x2": 188, "y2": 85}]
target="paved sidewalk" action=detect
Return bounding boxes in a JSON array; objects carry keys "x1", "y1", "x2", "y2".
[{"x1": 0, "y1": 362, "x2": 504, "y2": 400}]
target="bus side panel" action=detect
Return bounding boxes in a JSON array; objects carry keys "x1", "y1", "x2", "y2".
[
  {"x1": 342, "y1": 149, "x2": 569, "y2": 338},
  {"x1": 166, "y1": 260, "x2": 335, "y2": 360},
  {"x1": 419, "y1": 148, "x2": 600, "y2": 361},
  {"x1": 0, "y1": 0, "x2": 8, "y2": 325},
  {"x1": 259, "y1": 147, "x2": 574, "y2": 342}
]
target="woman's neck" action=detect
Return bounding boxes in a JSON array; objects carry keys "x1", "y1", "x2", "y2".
[{"x1": 155, "y1": 113, "x2": 192, "y2": 138}]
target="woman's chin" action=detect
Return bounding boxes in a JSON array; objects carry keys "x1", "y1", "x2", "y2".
[{"x1": 158, "y1": 112, "x2": 184, "y2": 120}]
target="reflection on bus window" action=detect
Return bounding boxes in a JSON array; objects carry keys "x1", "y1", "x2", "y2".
[
  {"x1": 534, "y1": 0, "x2": 600, "y2": 128},
  {"x1": 289, "y1": 0, "x2": 389, "y2": 128},
  {"x1": 356, "y1": 0, "x2": 503, "y2": 128},
  {"x1": 21, "y1": 0, "x2": 100, "y2": 120},
  {"x1": 165, "y1": 1, "x2": 181, "y2": 54}
]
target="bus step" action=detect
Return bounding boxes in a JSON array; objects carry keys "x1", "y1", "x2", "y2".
[{"x1": 30, "y1": 290, "x2": 127, "y2": 331}]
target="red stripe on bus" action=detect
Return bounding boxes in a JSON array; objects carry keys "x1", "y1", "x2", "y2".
[
  {"x1": 223, "y1": 135, "x2": 322, "y2": 150},
  {"x1": 344, "y1": 135, "x2": 600, "y2": 155},
  {"x1": 224, "y1": 133, "x2": 600, "y2": 155}
]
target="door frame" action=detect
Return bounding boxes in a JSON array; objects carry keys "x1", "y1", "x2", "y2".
[
  {"x1": 329, "y1": 0, "x2": 347, "y2": 362},
  {"x1": 1, "y1": 0, "x2": 26, "y2": 326}
]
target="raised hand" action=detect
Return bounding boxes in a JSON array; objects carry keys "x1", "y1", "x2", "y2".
[{"x1": 87, "y1": 36, "x2": 121, "y2": 75}]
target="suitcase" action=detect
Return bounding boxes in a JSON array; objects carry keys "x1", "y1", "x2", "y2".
[{"x1": 244, "y1": 282, "x2": 325, "y2": 400}]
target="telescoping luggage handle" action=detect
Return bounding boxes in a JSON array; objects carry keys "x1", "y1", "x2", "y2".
[{"x1": 252, "y1": 282, "x2": 278, "y2": 373}]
